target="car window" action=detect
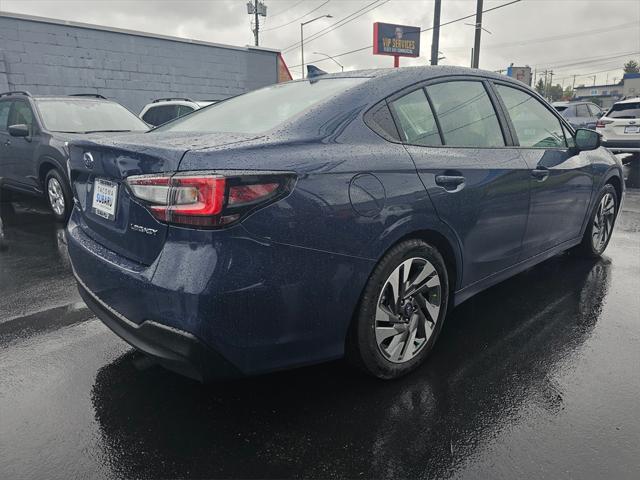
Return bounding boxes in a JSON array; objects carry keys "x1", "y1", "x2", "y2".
[
  {"x1": 390, "y1": 89, "x2": 441, "y2": 146},
  {"x1": 607, "y1": 102, "x2": 640, "y2": 119},
  {"x1": 576, "y1": 104, "x2": 590, "y2": 117},
  {"x1": 587, "y1": 104, "x2": 601, "y2": 116},
  {"x1": 155, "y1": 78, "x2": 368, "y2": 134},
  {"x1": 564, "y1": 105, "x2": 576, "y2": 117},
  {"x1": 0, "y1": 101, "x2": 10, "y2": 131},
  {"x1": 366, "y1": 101, "x2": 401, "y2": 141},
  {"x1": 9, "y1": 100, "x2": 34, "y2": 127},
  {"x1": 495, "y1": 84, "x2": 567, "y2": 148},
  {"x1": 177, "y1": 105, "x2": 195, "y2": 117},
  {"x1": 425, "y1": 81, "x2": 505, "y2": 147},
  {"x1": 142, "y1": 105, "x2": 181, "y2": 126}
]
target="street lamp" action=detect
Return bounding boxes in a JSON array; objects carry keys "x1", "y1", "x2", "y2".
[
  {"x1": 301, "y1": 15, "x2": 332, "y2": 78},
  {"x1": 312, "y1": 51, "x2": 344, "y2": 72}
]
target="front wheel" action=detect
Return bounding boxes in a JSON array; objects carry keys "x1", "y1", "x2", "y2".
[
  {"x1": 574, "y1": 183, "x2": 618, "y2": 258},
  {"x1": 45, "y1": 169, "x2": 72, "y2": 223},
  {"x1": 347, "y1": 239, "x2": 449, "y2": 379}
]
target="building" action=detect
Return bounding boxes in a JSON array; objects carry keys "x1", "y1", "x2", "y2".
[
  {"x1": 0, "y1": 11, "x2": 291, "y2": 113},
  {"x1": 574, "y1": 82, "x2": 624, "y2": 109}
]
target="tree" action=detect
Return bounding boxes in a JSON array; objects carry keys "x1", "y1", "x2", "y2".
[
  {"x1": 548, "y1": 84, "x2": 564, "y2": 102},
  {"x1": 535, "y1": 78, "x2": 545, "y2": 95},
  {"x1": 624, "y1": 60, "x2": 639, "y2": 74},
  {"x1": 563, "y1": 86, "x2": 574, "y2": 100}
]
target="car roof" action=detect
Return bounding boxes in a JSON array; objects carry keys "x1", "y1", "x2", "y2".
[{"x1": 615, "y1": 97, "x2": 640, "y2": 104}]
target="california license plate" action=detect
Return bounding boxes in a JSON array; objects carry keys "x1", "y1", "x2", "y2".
[
  {"x1": 92, "y1": 178, "x2": 118, "y2": 221},
  {"x1": 624, "y1": 125, "x2": 639, "y2": 134}
]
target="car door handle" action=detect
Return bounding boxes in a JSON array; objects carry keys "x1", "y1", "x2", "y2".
[
  {"x1": 531, "y1": 167, "x2": 549, "y2": 181},
  {"x1": 435, "y1": 175, "x2": 465, "y2": 191}
]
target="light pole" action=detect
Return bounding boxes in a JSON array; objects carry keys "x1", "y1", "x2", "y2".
[
  {"x1": 312, "y1": 51, "x2": 344, "y2": 72},
  {"x1": 301, "y1": 15, "x2": 332, "y2": 78}
]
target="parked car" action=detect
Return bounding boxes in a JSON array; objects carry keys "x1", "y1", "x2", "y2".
[
  {"x1": 66, "y1": 66, "x2": 624, "y2": 382},
  {"x1": 553, "y1": 101, "x2": 603, "y2": 129},
  {"x1": 596, "y1": 97, "x2": 640, "y2": 153},
  {"x1": 139, "y1": 98, "x2": 217, "y2": 127},
  {"x1": 0, "y1": 92, "x2": 149, "y2": 221}
]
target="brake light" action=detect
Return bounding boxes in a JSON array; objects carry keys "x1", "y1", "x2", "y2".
[
  {"x1": 596, "y1": 119, "x2": 613, "y2": 128},
  {"x1": 126, "y1": 172, "x2": 293, "y2": 227}
]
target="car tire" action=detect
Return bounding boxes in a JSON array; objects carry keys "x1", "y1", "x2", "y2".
[
  {"x1": 44, "y1": 169, "x2": 72, "y2": 223},
  {"x1": 574, "y1": 183, "x2": 618, "y2": 258},
  {"x1": 346, "y1": 239, "x2": 449, "y2": 379}
]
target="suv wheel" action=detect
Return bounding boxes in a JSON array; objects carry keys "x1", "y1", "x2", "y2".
[
  {"x1": 347, "y1": 239, "x2": 449, "y2": 379},
  {"x1": 45, "y1": 169, "x2": 72, "y2": 222}
]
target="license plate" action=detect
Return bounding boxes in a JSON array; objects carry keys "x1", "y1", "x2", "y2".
[
  {"x1": 624, "y1": 125, "x2": 639, "y2": 134},
  {"x1": 92, "y1": 178, "x2": 118, "y2": 221}
]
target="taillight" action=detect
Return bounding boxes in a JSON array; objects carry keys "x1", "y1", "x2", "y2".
[
  {"x1": 596, "y1": 119, "x2": 613, "y2": 128},
  {"x1": 126, "y1": 172, "x2": 294, "y2": 228}
]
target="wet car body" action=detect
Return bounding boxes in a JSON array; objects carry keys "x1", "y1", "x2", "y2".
[{"x1": 66, "y1": 66, "x2": 624, "y2": 381}]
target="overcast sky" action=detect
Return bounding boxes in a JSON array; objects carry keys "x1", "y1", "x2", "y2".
[{"x1": 2, "y1": 0, "x2": 639, "y2": 85}]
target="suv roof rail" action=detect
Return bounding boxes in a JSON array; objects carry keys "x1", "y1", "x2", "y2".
[
  {"x1": 70, "y1": 93, "x2": 107, "y2": 99},
  {"x1": 152, "y1": 97, "x2": 194, "y2": 103},
  {"x1": 0, "y1": 91, "x2": 32, "y2": 98}
]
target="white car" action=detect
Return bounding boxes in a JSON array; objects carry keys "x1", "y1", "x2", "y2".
[
  {"x1": 596, "y1": 97, "x2": 640, "y2": 153},
  {"x1": 139, "y1": 98, "x2": 217, "y2": 127}
]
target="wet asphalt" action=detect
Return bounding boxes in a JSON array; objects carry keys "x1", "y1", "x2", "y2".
[{"x1": 1, "y1": 159, "x2": 639, "y2": 480}]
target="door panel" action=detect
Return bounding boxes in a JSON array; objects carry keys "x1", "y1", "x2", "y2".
[
  {"x1": 518, "y1": 149, "x2": 593, "y2": 256},
  {"x1": 5, "y1": 100, "x2": 38, "y2": 186},
  {"x1": 406, "y1": 146, "x2": 530, "y2": 287}
]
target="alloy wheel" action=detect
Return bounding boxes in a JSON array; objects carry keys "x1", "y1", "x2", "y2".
[
  {"x1": 592, "y1": 192, "x2": 615, "y2": 252},
  {"x1": 375, "y1": 257, "x2": 441, "y2": 363},
  {"x1": 47, "y1": 177, "x2": 65, "y2": 216}
]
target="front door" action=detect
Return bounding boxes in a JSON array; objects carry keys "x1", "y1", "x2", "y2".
[
  {"x1": 493, "y1": 83, "x2": 594, "y2": 259},
  {"x1": 389, "y1": 80, "x2": 531, "y2": 288},
  {"x1": 5, "y1": 100, "x2": 38, "y2": 188}
]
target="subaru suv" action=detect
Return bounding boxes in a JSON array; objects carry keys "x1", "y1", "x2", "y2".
[
  {"x1": 596, "y1": 97, "x2": 640, "y2": 153},
  {"x1": 66, "y1": 67, "x2": 623, "y2": 382},
  {"x1": 0, "y1": 92, "x2": 149, "y2": 221}
]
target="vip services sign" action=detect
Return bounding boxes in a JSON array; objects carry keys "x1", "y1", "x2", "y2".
[{"x1": 373, "y1": 22, "x2": 421, "y2": 57}]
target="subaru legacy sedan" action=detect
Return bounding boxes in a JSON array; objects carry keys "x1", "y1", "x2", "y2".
[{"x1": 66, "y1": 66, "x2": 623, "y2": 381}]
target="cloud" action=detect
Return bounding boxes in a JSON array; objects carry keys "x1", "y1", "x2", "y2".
[{"x1": 2, "y1": 0, "x2": 638, "y2": 85}]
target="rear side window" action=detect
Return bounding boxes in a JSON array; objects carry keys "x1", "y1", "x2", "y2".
[
  {"x1": 495, "y1": 84, "x2": 567, "y2": 148},
  {"x1": 0, "y1": 101, "x2": 10, "y2": 131},
  {"x1": 390, "y1": 89, "x2": 441, "y2": 146},
  {"x1": 588, "y1": 104, "x2": 602, "y2": 116},
  {"x1": 607, "y1": 102, "x2": 640, "y2": 119},
  {"x1": 425, "y1": 81, "x2": 505, "y2": 147},
  {"x1": 365, "y1": 101, "x2": 401, "y2": 141},
  {"x1": 142, "y1": 105, "x2": 181, "y2": 126},
  {"x1": 576, "y1": 104, "x2": 590, "y2": 117}
]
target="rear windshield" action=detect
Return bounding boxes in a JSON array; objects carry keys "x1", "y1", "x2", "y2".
[
  {"x1": 36, "y1": 99, "x2": 149, "y2": 133},
  {"x1": 554, "y1": 106, "x2": 568, "y2": 112},
  {"x1": 154, "y1": 78, "x2": 368, "y2": 134},
  {"x1": 608, "y1": 102, "x2": 640, "y2": 119}
]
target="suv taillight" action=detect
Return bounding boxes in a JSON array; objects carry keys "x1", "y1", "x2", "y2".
[
  {"x1": 126, "y1": 171, "x2": 295, "y2": 227},
  {"x1": 595, "y1": 119, "x2": 613, "y2": 128}
]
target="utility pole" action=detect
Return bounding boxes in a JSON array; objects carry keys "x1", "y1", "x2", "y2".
[
  {"x1": 254, "y1": 0, "x2": 259, "y2": 46},
  {"x1": 430, "y1": 0, "x2": 442, "y2": 66},
  {"x1": 548, "y1": 70, "x2": 554, "y2": 99},
  {"x1": 471, "y1": 0, "x2": 483, "y2": 68}
]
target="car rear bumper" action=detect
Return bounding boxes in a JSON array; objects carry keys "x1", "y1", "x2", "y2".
[
  {"x1": 75, "y1": 272, "x2": 241, "y2": 381},
  {"x1": 602, "y1": 139, "x2": 640, "y2": 153}
]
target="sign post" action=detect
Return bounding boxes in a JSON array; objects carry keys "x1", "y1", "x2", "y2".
[{"x1": 373, "y1": 22, "x2": 421, "y2": 68}]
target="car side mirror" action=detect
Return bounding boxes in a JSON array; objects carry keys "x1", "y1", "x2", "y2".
[
  {"x1": 574, "y1": 128, "x2": 600, "y2": 151},
  {"x1": 8, "y1": 124, "x2": 30, "y2": 138}
]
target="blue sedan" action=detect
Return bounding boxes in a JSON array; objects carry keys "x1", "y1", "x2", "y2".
[{"x1": 66, "y1": 66, "x2": 624, "y2": 381}]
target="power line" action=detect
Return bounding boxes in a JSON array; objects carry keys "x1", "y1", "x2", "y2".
[
  {"x1": 281, "y1": 0, "x2": 390, "y2": 53},
  {"x1": 443, "y1": 21, "x2": 638, "y2": 51},
  {"x1": 262, "y1": 0, "x2": 330, "y2": 32},
  {"x1": 268, "y1": 0, "x2": 307, "y2": 20},
  {"x1": 286, "y1": 0, "x2": 522, "y2": 69}
]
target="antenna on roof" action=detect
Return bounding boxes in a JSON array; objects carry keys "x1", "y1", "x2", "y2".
[{"x1": 307, "y1": 65, "x2": 328, "y2": 80}]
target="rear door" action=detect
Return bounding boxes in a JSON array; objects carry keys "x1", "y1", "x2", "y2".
[
  {"x1": 493, "y1": 82, "x2": 593, "y2": 258},
  {"x1": 574, "y1": 103, "x2": 592, "y2": 129},
  {"x1": 0, "y1": 100, "x2": 12, "y2": 182},
  {"x1": 390, "y1": 78, "x2": 530, "y2": 288}
]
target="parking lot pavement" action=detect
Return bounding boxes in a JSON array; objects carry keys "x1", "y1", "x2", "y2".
[{"x1": 1, "y1": 180, "x2": 639, "y2": 480}]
